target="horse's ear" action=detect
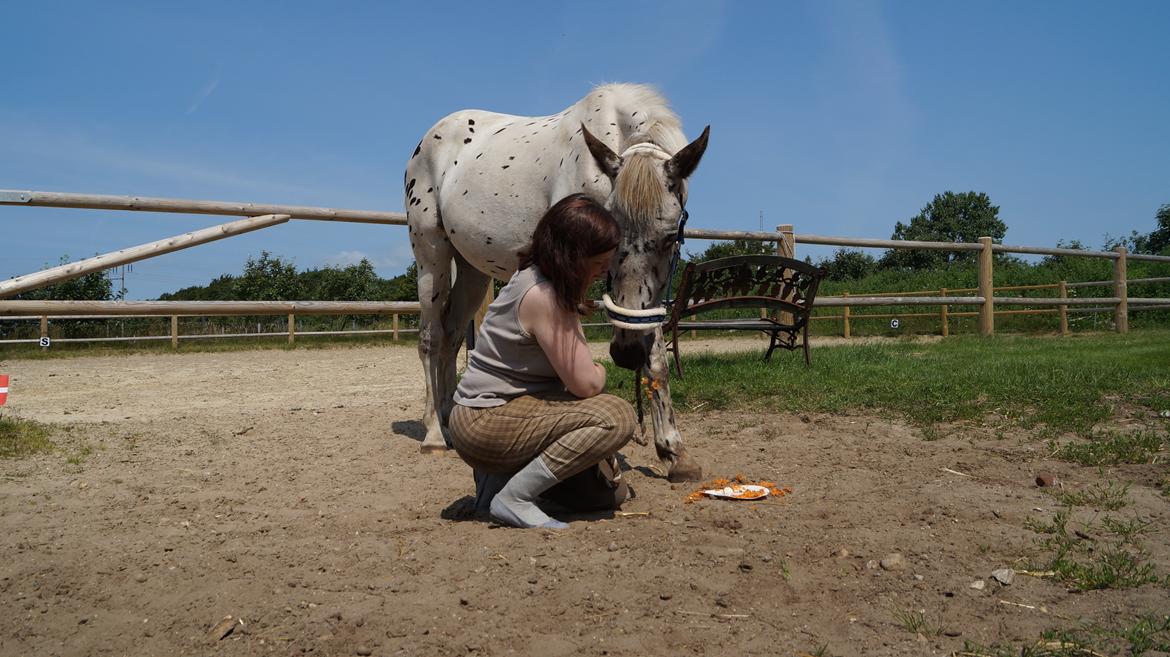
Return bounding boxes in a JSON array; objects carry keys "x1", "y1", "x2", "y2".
[
  {"x1": 666, "y1": 125, "x2": 710, "y2": 182},
  {"x1": 581, "y1": 123, "x2": 622, "y2": 179}
]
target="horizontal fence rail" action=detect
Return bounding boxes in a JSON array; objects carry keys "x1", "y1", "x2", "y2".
[
  {"x1": 1069, "y1": 276, "x2": 1170, "y2": 288},
  {"x1": 0, "y1": 300, "x2": 422, "y2": 347},
  {"x1": 814, "y1": 296, "x2": 983, "y2": 306},
  {"x1": 3, "y1": 189, "x2": 1168, "y2": 345},
  {"x1": 0, "y1": 214, "x2": 292, "y2": 299},
  {"x1": 0, "y1": 300, "x2": 420, "y2": 316},
  {"x1": 0, "y1": 190, "x2": 407, "y2": 225}
]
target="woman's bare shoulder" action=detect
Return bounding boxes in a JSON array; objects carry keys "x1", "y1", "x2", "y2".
[{"x1": 520, "y1": 280, "x2": 556, "y2": 307}]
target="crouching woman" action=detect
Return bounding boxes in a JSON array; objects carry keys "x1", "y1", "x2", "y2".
[{"x1": 450, "y1": 193, "x2": 638, "y2": 529}]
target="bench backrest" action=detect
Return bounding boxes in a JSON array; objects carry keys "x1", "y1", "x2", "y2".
[{"x1": 669, "y1": 255, "x2": 826, "y2": 327}]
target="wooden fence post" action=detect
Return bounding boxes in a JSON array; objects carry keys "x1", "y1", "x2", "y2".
[
  {"x1": 1058, "y1": 281, "x2": 1069, "y2": 336},
  {"x1": 978, "y1": 237, "x2": 994, "y2": 336},
  {"x1": 288, "y1": 312, "x2": 296, "y2": 344},
  {"x1": 40, "y1": 315, "x2": 48, "y2": 347},
  {"x1": 940, "y1": 287, "x2": 949, "y2": 337},
  {"x1": 392, "y1": 313, "x2": 399, "y2": 341},
  {"x1": 171, "y1": 315, "x2": 179, "y2": 348},
  {"x1": 776, "y1": 224, "x2": 795, "y2": 326},
  {"x1": 842, "y1": 292, "x2": 851, "y2": 338},
  {"x1": 776, "y1": 223, "x2": 795, "y2": 259},
  {"x1": 1113, "y1": 247, "x2": 1128, "y2": 333}
]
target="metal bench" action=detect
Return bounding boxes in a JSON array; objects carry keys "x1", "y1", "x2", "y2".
[{"x1": 664, "y1": 255, "x2": 826, "y2": 376}]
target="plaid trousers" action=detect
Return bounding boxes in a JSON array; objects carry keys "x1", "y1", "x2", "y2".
[{"x1": 449, "y1": 392, "x2": 637, "y2": 480}]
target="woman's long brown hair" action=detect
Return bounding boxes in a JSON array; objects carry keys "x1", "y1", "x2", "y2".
[{"x1": 517, "y1": 193, "x2": 620, "y2": 314}]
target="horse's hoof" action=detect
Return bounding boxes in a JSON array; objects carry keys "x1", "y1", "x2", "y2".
[
  {"x1": 419, "y1": 442, "x2": 449, "y2": 455},
  {"x1": 666, "y1": 452, "x2": 703, "y2": 483}
]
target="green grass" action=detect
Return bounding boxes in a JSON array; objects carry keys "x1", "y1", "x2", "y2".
[
  {"x1": 1048, "y1": 481, "x2": 1131, "y2": 510},
  {"x1": 0, "y1": 416, "x2": 55, "y2": 458},
  {"x1": 1052, "y1": 431, "x2": 1168, "y2": 465},
  {"x1": 1025, "y1": 506, "x2": 1164, "y2": 591},
  {"x1": 606, "y1": 330, "x2": 1170, "y2": 436},
  {"x1": 64, "y1": 443, "x2": 93, "y2": 466},
  {"x1": 962, "y1": 615, "x2": 1170, "y2": 656},
  {"x1": 893, "y1": 609, "x2": 939, "y2": 636}
]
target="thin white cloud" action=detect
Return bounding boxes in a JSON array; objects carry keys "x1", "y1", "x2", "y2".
[
  {"x1": 322, "y1": 244, "x2": 414, "y2": 272},
  {"x1": 0, "y1": 112, "x2": 311, "y2": 198},
  {"x1": 186, "y1": 76, "x2": 220, "y2": 114},
  {"x1": 324, "y1": 250, "x2": 374, "y2": 267}
]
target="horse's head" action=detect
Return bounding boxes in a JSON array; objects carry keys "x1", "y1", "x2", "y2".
[{"x1": 582, "y1": 123, "x2": 710, "y2": 370}]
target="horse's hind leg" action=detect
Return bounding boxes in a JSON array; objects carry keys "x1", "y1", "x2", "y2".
[
  {"x1": 411, "y1": 213, "x2": 491, "y2": 453},
  {"x1": 409, "y1": 174, "x2": 459, "y2": 452},
  {"x1": 437, "y1": 253, "x2": 491, "y2": 420}
]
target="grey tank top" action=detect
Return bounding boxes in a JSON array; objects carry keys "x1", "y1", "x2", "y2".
[{"x1": 454, "y1": 266, "x2": 566, "y2": 407}]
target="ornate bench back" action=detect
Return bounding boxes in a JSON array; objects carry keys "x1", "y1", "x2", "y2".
[{"x1": 669, "y1": 255, "x2": 826, "y2": 327}]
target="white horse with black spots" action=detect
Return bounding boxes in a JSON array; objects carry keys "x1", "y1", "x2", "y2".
[{"x1": 404, "y1": 83, "x2": 708, "y2": 482}]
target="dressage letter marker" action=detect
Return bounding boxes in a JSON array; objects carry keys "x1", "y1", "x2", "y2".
[{"x1": 0, "y1": 375, "x2": 9, "y2": 406}]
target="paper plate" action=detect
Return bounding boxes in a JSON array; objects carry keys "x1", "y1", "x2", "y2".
[{"x1": 702, "y1": 484, "x2": 770, "y2": 501}]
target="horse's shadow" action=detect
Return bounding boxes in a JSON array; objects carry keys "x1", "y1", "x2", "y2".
[
  {"x1": 616, "y1": 451, "x2": 666, "y2": 480},
  {"x1": 391, "y1": 420, "x2": 426, "y2": 443}
]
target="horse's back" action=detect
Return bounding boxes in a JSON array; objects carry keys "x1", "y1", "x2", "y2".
[{"x1": 407, "y1": 104, "x2": 598, "y2": 279}]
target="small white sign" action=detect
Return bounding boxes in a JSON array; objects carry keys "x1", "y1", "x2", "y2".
[
  {"x1": 39, "y1": 337, "x2": 51, "y2": 348},
  {"x1": 889, "y1": 318, "x2": 901, "y2": 330}
]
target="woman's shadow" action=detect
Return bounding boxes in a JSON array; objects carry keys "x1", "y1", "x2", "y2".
[{"x1": 440, "y1": 454, "x2": 640, "y2": 524}]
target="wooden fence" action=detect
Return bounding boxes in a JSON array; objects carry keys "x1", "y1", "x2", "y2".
[
  {"x1": 808, "y1": 277, "x2": 1170, "y2": 338},
  {"x1": 3, "y1": 189, "x2": 1170, "y2": 347},
  {"x1": 0, "y1": 301, "x2": 420, "y2": 346}
]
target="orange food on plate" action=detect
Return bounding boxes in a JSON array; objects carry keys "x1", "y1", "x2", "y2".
[
  {"x1": 725, "y1": 485, "x2": 766, "y2": 499},
  {"x1": 684, "y1": 476, "x2": 793, "y2": 503}
]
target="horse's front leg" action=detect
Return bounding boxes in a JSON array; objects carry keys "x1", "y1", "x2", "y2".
[{"x1": 642, "y1": 328, "x2": 703, "y2": 482}]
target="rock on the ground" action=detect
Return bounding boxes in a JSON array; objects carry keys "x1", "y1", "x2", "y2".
[
  {"x1": 1035, "y1": 472, "x2": 1057, "y2": 487},
  {"x1": 991, "y1": 568, "x2": 1014, "y2": 585},
  {"x1": 879, "y1": 553, "x2": 906, "y2": 571}
]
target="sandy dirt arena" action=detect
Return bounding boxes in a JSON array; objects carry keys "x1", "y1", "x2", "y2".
[{"x1": 1, "y1": 340, "x2": 1167, "y2": 656}]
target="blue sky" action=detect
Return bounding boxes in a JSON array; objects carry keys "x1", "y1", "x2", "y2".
[{"x1": 2, "y1": 1, "x2": 1167, "y2": 299}]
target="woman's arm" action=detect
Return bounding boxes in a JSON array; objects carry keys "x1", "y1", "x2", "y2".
[{"x1": 520, "y1": 283, "x2": 607, "y2": 398}]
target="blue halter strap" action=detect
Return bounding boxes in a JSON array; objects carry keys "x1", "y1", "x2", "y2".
[{"x1": 664, "y1": 208, "x2": 689, "y2": 305}]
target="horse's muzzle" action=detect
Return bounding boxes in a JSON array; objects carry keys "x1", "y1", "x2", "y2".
[{"x1": 609, "y1": 337, "x2": 648, "y2": 371}]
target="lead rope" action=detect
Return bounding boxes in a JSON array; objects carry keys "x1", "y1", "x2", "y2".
[
  {"x1": 635, "y1": 370, "x2": 644, "y2": 427},
  {"x1": 664, "y1": 208, "x2": 689, "y2": 305}
]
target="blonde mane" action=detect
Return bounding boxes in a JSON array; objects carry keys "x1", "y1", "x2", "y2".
[
  {"x1": 584, "y1": 84, "x2": 687, "y2": 231},
  {"x1": 615, "y1": 144, "x2": 668, "y2": 228}
]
